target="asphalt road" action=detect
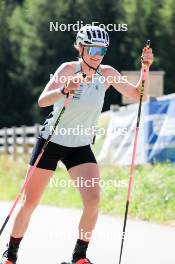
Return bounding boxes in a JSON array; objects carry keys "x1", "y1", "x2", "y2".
[{"x1": 0, "y1": 202, "x2": 175, "y2": 264}]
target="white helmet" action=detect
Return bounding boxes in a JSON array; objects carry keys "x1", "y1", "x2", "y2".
[{"x1": 76, "y1": 25, "x2": 109, "y2": 47}]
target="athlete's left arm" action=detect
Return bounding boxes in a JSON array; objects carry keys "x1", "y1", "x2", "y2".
[{"x1": 104, "y1": 48, "x2": 154, "y2": 102}]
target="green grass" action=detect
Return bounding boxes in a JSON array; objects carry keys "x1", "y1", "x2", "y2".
[{"x1": 0, "y1": 154, "x2": 175, "y2": 225}]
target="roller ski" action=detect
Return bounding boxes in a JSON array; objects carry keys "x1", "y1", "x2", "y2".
[
  {"x1": 61, "y1": 258, "x2": 93, "y2": 264},
  {"x1": 0, "y1": 243, "x2": 17, "y2": 264},
  {"x1": 0, "y1": 250, "x2": 16, "y2": 264}
]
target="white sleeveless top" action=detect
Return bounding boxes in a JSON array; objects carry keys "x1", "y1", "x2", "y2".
[{"x1": 40, "y1": 61, "x2": 106, "y2": 147}]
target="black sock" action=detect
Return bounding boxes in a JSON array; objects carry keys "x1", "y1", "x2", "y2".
[
  {"x1": 7, "y1": 236, "x2": 23, "y2": 261},
  {"x1": 72, "y1": 239, "x2": 89, "y2": 262}
]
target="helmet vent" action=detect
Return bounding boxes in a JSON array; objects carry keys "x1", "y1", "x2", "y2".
[
  {"x1": 92, "y1": 30, "x2": 96, "y2": 38},
  {"x1": 87, "y1": 30, "x2": 92, "y2": 40},
  {"x1": 105, "y1": 32, "x2": 109, "y2": 42},
  {"x1": 97, "y1": 30, "x2": 101, "y2": 38}
]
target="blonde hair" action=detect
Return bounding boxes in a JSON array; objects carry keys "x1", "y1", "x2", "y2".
[
  {"x1": 74, "y1": 43, "x2": 83, "y2": 59},
  {"x1": 74, "y1": 42, "x2": 83, "y2": 51}
]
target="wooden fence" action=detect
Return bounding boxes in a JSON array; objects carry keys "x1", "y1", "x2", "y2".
[{"x1": 0, "y1": 124, "x2": 41, "y2": 159}]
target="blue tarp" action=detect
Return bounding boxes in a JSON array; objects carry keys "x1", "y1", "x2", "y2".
[
  {"x1": 98, "y1": 94, "x2": 175, "y2": 165},
  {"x1": 145, "y1": 97, "x2": 175, "y2": 163}
]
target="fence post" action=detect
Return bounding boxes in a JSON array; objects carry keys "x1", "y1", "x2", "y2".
[
  {"x1": 12, "y1": 126, "x2": 17, "y2": 160},
  {"x1": 22, "y1": 125, "x2": 28, "y2": 154},
  {"x1": 4, "y1": 127, "x2": 8, "y2": 154},
  {"x1": 35, "y1": 123, "x2": 40, "y2": 138}
]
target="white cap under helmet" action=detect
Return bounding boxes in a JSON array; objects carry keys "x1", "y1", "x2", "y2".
[{"x1": 76, "y1": 25, "x2": 109, "y2": 48}]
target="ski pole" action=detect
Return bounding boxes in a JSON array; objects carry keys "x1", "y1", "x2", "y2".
[
  {"x1": 118, "y1": 40, "x2": 151, "y2": 264},
  {"x1": 0, "y1": 74, "x2": 84, "y2": 237}
]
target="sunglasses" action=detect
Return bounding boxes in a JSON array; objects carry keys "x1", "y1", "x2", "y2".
[{"x1": 85, "y1": 46, "x2": 107, "y2": 56}]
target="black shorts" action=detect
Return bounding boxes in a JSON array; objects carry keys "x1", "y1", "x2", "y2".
[{"x1": 29, "y1": 137, "x2": 97, "y2": 171}]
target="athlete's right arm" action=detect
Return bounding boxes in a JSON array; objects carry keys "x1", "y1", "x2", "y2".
[{"x1": 38, "y1": 63, "x2": 75, "y2": 107}]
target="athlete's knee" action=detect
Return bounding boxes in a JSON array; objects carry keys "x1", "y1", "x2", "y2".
[
  {"x1": 84, "y1": 189, "x2": 100, "y2": 208},
  {"x1": 21, "y1": 195, "x2": 39, "y2": 213}
]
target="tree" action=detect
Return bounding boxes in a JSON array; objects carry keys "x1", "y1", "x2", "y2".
[{"x1": 0, "y1": 0, "x2": 33, "y2": 127}]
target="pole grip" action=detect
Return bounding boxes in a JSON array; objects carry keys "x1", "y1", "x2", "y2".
[{"x1": 146, "y1": 39, "x2": 150, "y2": 49}]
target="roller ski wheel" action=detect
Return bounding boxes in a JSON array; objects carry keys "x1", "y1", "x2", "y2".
[
  {"x1": 61, "y1": 258, "x2": 93, "y2": 264},
  {"x1": 0, "y1": 250, "x2": 16, "y2": 264}
]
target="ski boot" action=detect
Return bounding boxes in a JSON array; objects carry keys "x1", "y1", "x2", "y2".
[{"x1": 0, "y1": 249, "x2": 16, "y2": 264}]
